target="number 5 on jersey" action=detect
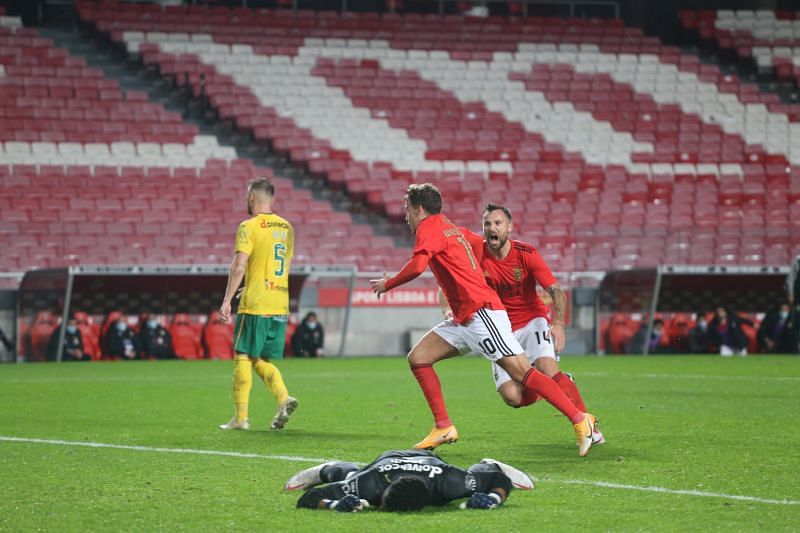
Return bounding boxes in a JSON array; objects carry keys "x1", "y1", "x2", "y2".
[{"x1": 272, "y1": 243, "x2": 287, "y2": 277}]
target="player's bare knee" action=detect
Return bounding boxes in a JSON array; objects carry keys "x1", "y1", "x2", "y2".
[{"x1": 504, "y1": 396, "x2": 522, "y2": 408}]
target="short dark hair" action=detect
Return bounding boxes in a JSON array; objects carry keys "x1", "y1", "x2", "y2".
[
  {"x1": 406, "y1": 183, "x2": 442, "y2": 214},
  {"x1": 484, "y1": 203, "x2": 512, "y2": 221},
  {"x1": 653, "y1": 319, "x2": 664, "y2": 327},
  {"x1": 248, "y1": 177, "x2": 275, "y2": 197},
  {"x1": 381, "y1": 476, "x2": 431, "y2": 512}
]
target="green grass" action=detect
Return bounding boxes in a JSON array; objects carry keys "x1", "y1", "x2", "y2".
[{"x1": 1, "y1": 355, "x2": 799, "y2": 531}]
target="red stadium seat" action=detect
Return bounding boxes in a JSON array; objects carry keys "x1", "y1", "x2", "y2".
[{"x1": 171, "y1": 313, "x2": 203, "y2": 359}]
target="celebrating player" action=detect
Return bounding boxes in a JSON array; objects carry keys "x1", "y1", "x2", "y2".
[
  {"x1": 370, "y1": 184, "x2": 596, "y2": 456},
  {"x1": 440, "y1": 204, "x2": 604, "y2": 444},
  {"x1": 286, "y1": 449, "x2": 532, "y2": 512},
  {"x1": 218, "y1": 177, "x2": 298, "y2": 431}
]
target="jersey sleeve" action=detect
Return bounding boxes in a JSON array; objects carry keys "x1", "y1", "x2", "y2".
[
  {"x1": 525, "y1": 247, "x2": 557, "y2": 288},
  {"x1": 234, "y1": 221, "x2": 253, "y2": 255},
  {"x1": 286, "y1": 222, "x2": 295, "y2": 260}
]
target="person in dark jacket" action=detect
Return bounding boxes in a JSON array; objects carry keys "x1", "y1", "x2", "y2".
[
  {"x1": 708, "y1": 307, "x2": 753, "y2": 356},
  {"x1": 757, "y1": 303, "x2": 793, "y2": 353},
  {"x1": 139, "y1": 314, "x2": 176, "y2": 360},
  {"x1": 291, "y1": 311, "x2": 324, "y2": 358},
  {"x1": 688, "y1": 312, "x2": 712, "y2": 354},
  {"x1": 106, "y1": 317, "x2": 141, "y2": 360},
  {"x1": 47, "y1": 318, "x2": 90, "y2": 361}
]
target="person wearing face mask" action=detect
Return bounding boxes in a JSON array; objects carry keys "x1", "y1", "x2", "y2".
[
  {"x1": 291, "y1": 312, "x2": 325, "y2": 358},
  {"x1": 708, "y1": 306, "x2": 753, "y2": 357},
  {"x1": 628, "y1": 318, "x2": 673, "y2": 354},
  {"x1": 139, "y1": 314, "x2": 176, "y2": 360},
  {"x1": 757, "y1": 303, "x2": 793, "y2": 354},
  {"x1": 106, "y1": 317, "x2": 141, "y2": 360},
  {"x1": 47, "y1": 317, "x2": 89, "y2": 362},
  {"x1": 688, "y1": 312, "x2": 712, "y2": 354}
]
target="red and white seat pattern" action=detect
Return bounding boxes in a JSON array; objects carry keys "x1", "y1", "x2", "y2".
[
  {"x1": 680, "y1": 10, "x2": 800, "y2": 86},
  {"x1": 75, "y1": 2, "x2": 800, "y2": 271},
  {"x1": 0, "y1": 16, "x2": 409, "y2": 273}
]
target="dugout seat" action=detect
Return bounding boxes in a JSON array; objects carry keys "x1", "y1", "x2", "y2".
[
  {"x1": 202, "y1": 311, "x2": 234, "y2": 359},
  {"x1": 73, "y1": 311, "x2": 101, "y2": 361},
  {"x1": 603, "y1": 313, "x2": 638, "y2": 355},
  {"x1": 25, "y1": 311, "x2": 59, "y2": 362},
  {"x1": 171, "y1": 313, "x2": 203, "y2": 359}
]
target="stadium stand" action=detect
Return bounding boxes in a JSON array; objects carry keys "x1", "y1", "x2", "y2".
[
  {"x1": 73, "y1": 1, "x2": 800, "y2": 273},
  {"x1": 679, "y1": 10, "x2": 800, "y2": 88},
  {"x1": 0, "y1": 13, "x2": 410, "y2": 273}
]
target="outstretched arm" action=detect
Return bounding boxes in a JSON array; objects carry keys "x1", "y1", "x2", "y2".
[{"x1": 371, "y1": 254, "x2": 430, "y2": 297}]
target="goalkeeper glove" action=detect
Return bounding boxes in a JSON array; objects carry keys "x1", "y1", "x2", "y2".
[
  {"x1": 325, "y1": 494, "x2": 370, "y2": 512},
  {"x1": 459, "y1": 492, "x2": 503, "y2": 510}
]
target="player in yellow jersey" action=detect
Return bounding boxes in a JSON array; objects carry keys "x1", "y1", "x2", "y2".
[{"x1": 218, "y1": 177, "x2": 298, "y2": 431}]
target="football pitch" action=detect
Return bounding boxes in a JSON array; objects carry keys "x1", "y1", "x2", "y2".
[{"x1": 1, "y1": 355, "x2": 798, "y2": 531}]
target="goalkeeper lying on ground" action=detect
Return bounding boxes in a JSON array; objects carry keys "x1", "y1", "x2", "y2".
[{"x1": 285, "y1": 449, "x2": 533, "y2": 512}]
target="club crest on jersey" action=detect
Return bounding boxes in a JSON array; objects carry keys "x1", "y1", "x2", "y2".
[{"x1": 513, "y1": 268, "x2": 523, "y2": 281}]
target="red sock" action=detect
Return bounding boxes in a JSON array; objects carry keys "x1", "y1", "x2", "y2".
[
  {"x1": 523, "y1": 368, "x2": 583, "y2": 424},
  {"x1": 552, "y1": 372, "x2": 586, "y2": 412},
  {"x1": 410, "y1": 364, "x2": 452, "y2": 428},
  {"x1": 518, "y1": 387, "x2": 541, "y2": 407}
]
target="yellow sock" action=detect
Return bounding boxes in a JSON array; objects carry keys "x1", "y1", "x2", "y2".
[
  {"x1": 233, "y1": 355, "x2": 252, "y2": 422},
  {"x1": 253, "y1": 359, "x2": 289, "y2": 405}
]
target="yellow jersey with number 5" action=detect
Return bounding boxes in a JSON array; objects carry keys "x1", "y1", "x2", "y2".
[{"x1": 234, "y1": 213, "x2": 294, "y2": 316}]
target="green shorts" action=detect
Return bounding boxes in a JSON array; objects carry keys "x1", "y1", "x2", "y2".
[{"x1": 233, "y1": 314, "x2": 287, "y2": 360}]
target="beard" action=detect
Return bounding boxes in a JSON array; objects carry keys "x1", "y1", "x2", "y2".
[{"x1": 247, "y1": 201, "x2": 253, "y2": 216}]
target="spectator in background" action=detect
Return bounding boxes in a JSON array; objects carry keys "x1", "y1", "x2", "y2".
[
  {"x1": 708, "y1": 307, "x2": 753, "y2": 357},
  {"x1": 106, "y1": 317, "x2": 141, "y2": 360},
  {"x1": 688, "y1": 312, "x2": 712, "y2": 354},
  {"x1": 628, "y1": 318, "x2": 672, "y2": 354},
  {"x1": 757, "y1": 303, "x2": 793, "y2": 353},
  {"x1": 139, "y1": 314, "x2": 177, "y2": 360},
  {"x1": 46, "y1": 317, "x2": 90, "y2": 362},
  {"x1": 171, "y1": 313, "x2": 203, "y2": 359},
  {"x1": 291, "y1": 311, "x2": 324, "y2": 358},
  {"x1": 202, "y1": 311, "x2": 234, "y2": 360}
]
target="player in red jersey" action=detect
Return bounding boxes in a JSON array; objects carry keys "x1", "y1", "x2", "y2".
[
  {"x1": 440, "y1": 204, "x2": 604, "y2": 445},
  {"x1": 370, "y1": 184, "x2": 596, "y2": 456}
]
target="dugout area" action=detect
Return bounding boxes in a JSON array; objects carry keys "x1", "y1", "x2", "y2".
[
  {"x1": 597, "y1": 265, "x2": 791, "y2": 355},
  {"x1": 16, "y1": 265, "x2": 309, "y2": 362}
]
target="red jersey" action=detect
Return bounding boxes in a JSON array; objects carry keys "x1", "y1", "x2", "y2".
[
  {"x1": 480, "y1": 240, "x2": 557, "y2": 331},
  {"x1": 388, "y1": 214, "x2": 503, "y2": 324}
]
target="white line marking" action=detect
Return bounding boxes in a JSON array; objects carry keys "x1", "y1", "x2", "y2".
[
  {"x1": 552, "y1": 478, "x2": 799, "y2": 506},
  {"x1": 1, "y1": 436, "x2": 797, "y2": 506},
  {"x1": 0, "y1": 436, "x2": 330, "y2": 463}
]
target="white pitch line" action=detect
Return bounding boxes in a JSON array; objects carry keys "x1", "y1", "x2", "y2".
[
  {"x1": 1, "y1": 436, "x2": 797, "y2": 507},
  {"x1": 552, "y1": 478, "x2": 799, "y2": 506},
  {"x1": 0, "y1": 436, "x2": 331, "y2": 463}
]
